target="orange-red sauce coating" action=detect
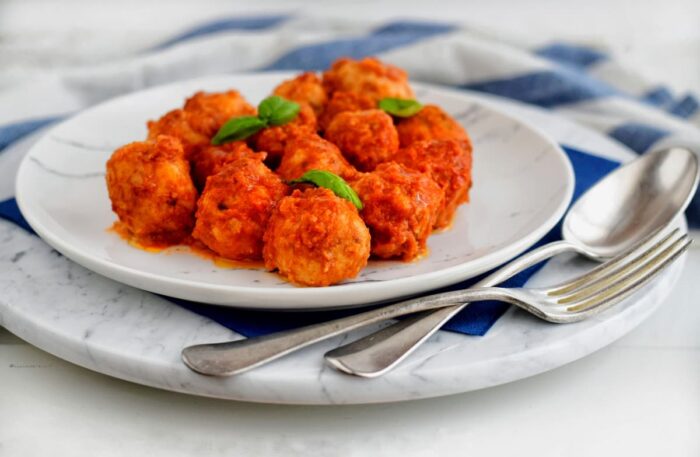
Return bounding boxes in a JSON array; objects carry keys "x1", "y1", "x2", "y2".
[
  {"x1": 109, "y1": 222, "x2": 264, "y2": 269},
  {"x1": 322, "y1": 57, "x2": 414, "y2": 102},
  {"x1": 272, "y1": 72, "x2": 327, "y2": 117},
  {"x1": 396, "y1": 104, "x2": 471, "y2": 148},
  {"x1": 352, "y1": 162, "x2": 444, "y2": 261},
  {"x1": 263, "y1": 187, "x2": 370, "y2": 286},
  {"x1": 192, "y1": 158, "x2": 289, "y2": 261},
  {"x1": 276, "y1": 134, "x2": 358, "y2": 181},
  {"x1": 317, "y1": 91, "x2": 376, "y2": 131},
  {"x1": 105, "y1": 135, "x2": 197, "y2": 247},
  {"x1": 324, "y1": 109, "x2": 399, "y2": 172},
  {"x1": 250, "y1": 102, "x2": 317, "y2": 165},
  {"x1": 397, "y1": 139, "x2": 473, "y2": 228},
  {"x1": 147, "y1": 90, "x2": 256, "y2": 158}
]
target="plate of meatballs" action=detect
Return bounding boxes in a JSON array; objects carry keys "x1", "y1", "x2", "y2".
[{"x1": 15, "y1": 57, "x2": 574, "y2": 309}]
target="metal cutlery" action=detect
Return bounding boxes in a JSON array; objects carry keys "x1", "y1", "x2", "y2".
[
  {"x1": 325, "y1": 146, "x2": 700, "y2": 377},
  {"x1": 182, "y1": 227, "x2": 689, "y2": 376}
]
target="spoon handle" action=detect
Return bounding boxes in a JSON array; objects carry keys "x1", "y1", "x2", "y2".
[{"x1": 324, "y1": 240, "x2": 579, "y2": 377}]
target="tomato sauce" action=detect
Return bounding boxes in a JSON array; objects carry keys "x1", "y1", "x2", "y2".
[{"x1": 108, "y1": 222, "x2": 264, "y2": 270}]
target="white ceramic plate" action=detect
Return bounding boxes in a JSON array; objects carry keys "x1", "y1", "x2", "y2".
[{"x1": 15, "y1": 73, "x2": 574, "y2": 309}]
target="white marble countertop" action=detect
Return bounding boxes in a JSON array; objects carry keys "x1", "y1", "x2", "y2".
[{"x1": 1, "y1": 1, "x2": 699, "y2": 455}]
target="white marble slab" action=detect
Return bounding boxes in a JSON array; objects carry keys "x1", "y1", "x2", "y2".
[{"x1": 0, "y1": 91, "x2": 687, "y2": 404}]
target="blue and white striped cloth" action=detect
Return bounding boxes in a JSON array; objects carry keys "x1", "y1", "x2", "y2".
[
  {"x1": 1, "y1": 15, "x2": 698, "y2": 338},
  {"x1": 1, "y1": 16, "x2": 698, "y2": 223}
]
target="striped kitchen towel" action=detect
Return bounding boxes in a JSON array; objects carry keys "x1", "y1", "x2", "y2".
[{"x1": 0, "y1": 15, "x2": 697, "y2": 339}]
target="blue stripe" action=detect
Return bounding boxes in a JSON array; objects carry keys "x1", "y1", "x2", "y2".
[
  {"x1": 669, "y1": 94, "x2": 699, "y2": 119},
  {"x1": 536, "y1": 43, "x2": 607, "y2": 68},
  {"x1": 462, "y1": 69, "x2": 617, "y2": 108},
  {"x1": 372, "y1": 20, "x2": 456, "y2": 37},
  {"x1": 0, "y1": 198, "x2": 35, "y2": 234},
  {"x1": 641, "y1": 86, "x2": 675, "y2": 108},
  {"x1": 261, "y1": 20, "x2": 456, "y2": 71},
  {"x1": 154, "y1": 14, "x2": 291, "y2": 50},
  {"x1": 608, "y1": 122, "x2": 669, "y2": 153},
  {"x1": 0, "y1": 116, "x2": 63, "y2": 153}
]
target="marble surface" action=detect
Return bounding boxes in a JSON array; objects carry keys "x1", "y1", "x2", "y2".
[{"x1": 0, "y1": 92, "x2": 688, "y2": 404}]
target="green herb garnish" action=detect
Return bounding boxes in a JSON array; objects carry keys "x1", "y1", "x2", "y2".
[
  {"x1": 378, "y1": 97, "x2": 423, "y2": 118},
  {"x1": 291, "y1": 170, "x2": 363, "y2": 210},
  {"x1": 258, "y1": 95, "x2": 301, "y2": 126},
  {"x1": 211, "y1": 116, "x2": 267, "y2": 145},
  {"x1": 211, "y1": 96, "x2": 300, "y2": 145}
]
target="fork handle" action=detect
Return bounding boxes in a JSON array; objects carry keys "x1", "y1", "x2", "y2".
[
  {"x1": 324, "y1": 240, "x2": 579, "y2": 377},
  {"x1": 181, "y1": 287, "x2": 509, "y2": 376}
]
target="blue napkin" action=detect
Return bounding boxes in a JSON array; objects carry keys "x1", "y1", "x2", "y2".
[{"x1": 0, "y1": 145, "x2": 618, "y2": 337}]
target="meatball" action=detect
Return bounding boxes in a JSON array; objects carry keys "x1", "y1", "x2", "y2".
[
  {"x1": 263, "y1": 188, "x2": 370, "y2": 286},
  {"x1": 273, "y1": 72, "x2": 327, "y2": 116},
  {"x1": 192, "y1": 158, "x2": 288, "y2": 261},
  {"x1": 322, "y1": 57, "x2": 414, "y2": 102},
  {"x1": 182, "y1": 90, "x2": 257, "y2": 137},
  {"x1": 106, "y1": 135, "x2": 197, "y2": 246},
  {"x1": 250, "y1": 102, "x2": 317, "y2": 165},
  {"x1": 190, "y1": 141, "x2": 265, "y2": 190},
  {"x1": 397, "y1": 139, "x2": 473, "y2": 228},
  {"x1": 318, "y1": 91, "x2": 376, "y2": 132},
  {"x1": 395, "y1": 105, "x2": 471, "y2": 148},
  {"x1": 147, "y1": 90, "x2": 256, "y2": 157},
  {"x1": 146, "y1": 109, "x2": 209, "y2": 158},
  {"x1": 276, "y1": 134, "x2": 357, "y2": 181},
  {"x1": 353, "y1": 162, "x2": 444, "y2": 260},
  {"x1": 324, "y1": 109, "x2": 399, "y2": 171}
]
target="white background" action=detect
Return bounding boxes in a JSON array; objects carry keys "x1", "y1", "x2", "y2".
[{"x1": 1, "y1": 1, "x2": 699, "y2": 456}]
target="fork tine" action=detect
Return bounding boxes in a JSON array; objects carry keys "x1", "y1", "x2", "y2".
[
  {"x1": 548, "y1": 227, "x2": 679, "y2": 297},
  {"x1": 564, "y1": 235, "x2": 690, "y2": 316},
  {"x1": 553, "y1": 229, "x2": 681, "y2": 304}
]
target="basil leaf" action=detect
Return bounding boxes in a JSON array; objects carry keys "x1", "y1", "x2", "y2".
[
  {"x1": 378, "y1": 98, "x2": 423, "y2": 118},
  {"x1": 258, "y1": 95, "x2": 300, "y2": 126},
  {"x1": 212, "y1": 96, "x2": 301, "y2": 144},
  {"x1": 211, "y1": 116, "x2": 267, "y2": 145},
  {"x1": 258, "y1": 95, "x2": 285, "y2": 121},
  {"x1": 291, "y1": 169, "x2": 363, "y2": 210}
]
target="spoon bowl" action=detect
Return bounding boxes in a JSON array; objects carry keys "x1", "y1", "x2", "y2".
[{"x1": 564, "y1": 147, "x2": 699, "y2": 259}]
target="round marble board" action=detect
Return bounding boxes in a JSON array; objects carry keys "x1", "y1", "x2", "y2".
[{"x1": 0, "y1": 74, "x2": 686, "y2": 404}]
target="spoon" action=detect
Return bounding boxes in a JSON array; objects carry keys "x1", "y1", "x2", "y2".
[{"x1": 324, "y1": 146, "x2": 700, "y2": 377}]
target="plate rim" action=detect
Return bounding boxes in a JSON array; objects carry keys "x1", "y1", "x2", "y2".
[{"x1": 15, "y1": 72, "x2": 575, "y2": 309}]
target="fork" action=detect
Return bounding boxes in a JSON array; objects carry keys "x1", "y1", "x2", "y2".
[{"x1": 181, "y1": 229, "x2": 690, "y2": 377}]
